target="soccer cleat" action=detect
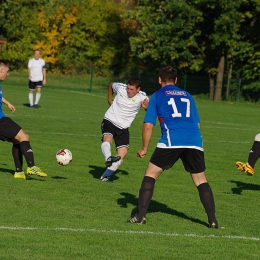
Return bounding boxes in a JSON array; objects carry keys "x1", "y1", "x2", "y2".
[
  {"x1": 14, "y1": 171, "x2": 26, "y2": 179},
  {"x1": 27, "y1": 166, "x2": 47, "y2": 177},
  {"x1": 236, "y1": 161, "x2": 254, "y2": 176},
  {"x1": 127, "y1": 214, "x2": 146, "y2": 224},
  {"x1": 209, "y1": 222, "x2": 218, "y2": 228},
  {"x1": 100, "y1": 176, "x2": 113, "y2": 183},
  {"x1": 34, "y1": 104, "x2": 39, "y2": 108},
  {"x1": 105, "y1": 155, "x2": 121, "y2": 167}
]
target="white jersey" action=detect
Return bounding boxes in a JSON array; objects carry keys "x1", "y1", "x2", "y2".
[
  {"x1": 104, "y1": 82, "x2": 148, "y2": 129},
  {"x1": 28, "y1": 58, "x2": 45, "y2": 82}
]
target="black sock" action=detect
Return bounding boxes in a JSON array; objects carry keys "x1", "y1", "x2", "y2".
[
  {"x1": 20, "y1": 141, "x2": 35, "y2": 167},
  {"x1": 248, "y1": 141, "x2": 260, "y2": 168},
  {"x1": 197, "y1": 182, "x2": 217, "y2": 224},
  {"x1": 12, "y1": 144, "x2": 23, "y2": 172},
  {"x1": 138, "y1": 176, "x2": 156, "y2": 219}
]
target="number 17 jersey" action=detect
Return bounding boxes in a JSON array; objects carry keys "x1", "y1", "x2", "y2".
[{"x1": 144, "y1": 84, "x2": 203, "y2": 151}]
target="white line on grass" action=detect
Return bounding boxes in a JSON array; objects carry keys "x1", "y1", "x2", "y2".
[
  {"x1": 0, "y1": 226, "x2": 259, "y2": 241},
  {"x1": 70, "y1": 91, "x2": 106, "y2": 98}
]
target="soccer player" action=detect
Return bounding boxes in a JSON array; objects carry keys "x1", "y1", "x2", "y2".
[
  {"x1": 0, "y1": 60, "x2": 47, "y2": 179},
  {"x1": 28, "y1": 50, "x2": 46, "y2": 108},
  {"x1": 128, "y1": 65, "x2": 220, "y2": 228},
  {"x1": 100, "y1": 76, "x2": 148, "y2": 182},
  {"x1": 236, "y1": 133, "x2": 260, "y2": 176}
]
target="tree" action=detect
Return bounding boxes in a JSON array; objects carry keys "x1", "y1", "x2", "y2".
[{"x1": 124, "y1": 0, "x2": 260, "y2": 100}]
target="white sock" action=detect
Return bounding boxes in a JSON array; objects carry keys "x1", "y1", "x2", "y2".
[
  {"x1": 101, "y1": 142, "x2": 111, "y2": 161},
  {"x1": 29, "y1": 93, "x2": 34, "y2": 106},
  {"x1": 35, "y1": 93, "x2": 41, "y2": 104}
]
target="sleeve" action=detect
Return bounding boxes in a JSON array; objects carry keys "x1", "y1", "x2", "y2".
[
  {"x1": 143, "y1": 94, "x2": 157, "y2": 125},
  {"x1": 139, "y1": 90, "x2": 149, "y2": 102},
  {"x1": 112, "y1": 82, "x2": 126, "y2": 93}
]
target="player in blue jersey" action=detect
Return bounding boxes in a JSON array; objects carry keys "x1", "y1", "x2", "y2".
[
  {"x1": 0, "y1": 60, "x2": 47, "y2": 179},
  {"x1": 128, "y1": 65, "x2": 220, "y2": 228}
]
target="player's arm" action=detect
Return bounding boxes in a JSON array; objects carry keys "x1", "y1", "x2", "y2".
[
  {"x1": 2, "y1": 97, "x2": 16, "y2": 112},
  {"x1": 28, "y1": 67, "x2": 31, "y2": 80},
  {"x1": 141, "y1": 98, "x2": 149, "y2": 110},
  {"x1": 42, "y1": 67, "x2": 46, "y2": 85},
  {"x1": 107, "y1": 82, "x2": 114, "y2": 106},
  {"x1": 137, "y1": 122, "x2": 153, "y2": 158}
]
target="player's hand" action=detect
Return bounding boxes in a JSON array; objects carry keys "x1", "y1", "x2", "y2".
[
  {"x1": 108, "y1": 99, "x2": 113, "y2": 106},
  {"x1": 137, "y1": 148, "x2": 147, "y2": 158},
  {"x1": 141, "y1": 98, "x2": 149, "y2": 110},
  {"x1": 8, "y1": 104, "x2": 16, "y2": 113}
]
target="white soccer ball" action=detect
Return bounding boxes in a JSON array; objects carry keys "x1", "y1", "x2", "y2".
[{"x1": 56, "y1": 149, "x2": 72, "y2": 166}]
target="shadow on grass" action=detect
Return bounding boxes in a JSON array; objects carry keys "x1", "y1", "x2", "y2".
[
  {"x1": 51, "y1": 176, "x2": 67, "y2": 180},
  {"x1": 88, "y1": 164, "x2": 129, "y2": 182},
  {"x1": 23, "y1": 103, "x2": 31, "y2": 107},
  {"x1": 229, "y1": 180, "x2": 260, "y2": 195},
  {"x1": 0, "y1": 167, "x2": 13, "y2": 175},
  {"x1": 118, "y1": 192, "x2": 208, "y2": 227}
]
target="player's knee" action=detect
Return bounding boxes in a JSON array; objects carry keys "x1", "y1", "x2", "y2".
[
  {"x1": 255, "y1": 133, "x2": 260, "y2": 142},
  {"x1": 17, "y1": 130, "x2": 30, "y2": 142}
]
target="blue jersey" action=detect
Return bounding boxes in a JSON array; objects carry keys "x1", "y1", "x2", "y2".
[
  {"x1": 0, "y1": 85, "x2": 5, "y2": 119},
  {"x1": 144, "y1": 84, "x2": 203, "y2": 150}
]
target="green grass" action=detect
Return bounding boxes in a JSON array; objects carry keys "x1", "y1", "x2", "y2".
[{"x1": 0, "y1": 73, "x2": 259, "y2": 259}]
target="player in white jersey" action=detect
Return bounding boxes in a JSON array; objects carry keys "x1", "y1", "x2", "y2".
[
  {"x1": 100, "y1": 76, "x2": 148, "y2": 182},
  {"x1": 236, "y1": 133, "x2": 260, "y2": 176},
  {"x1": 128, "y1": 65, "x2": 222, "y2": 229},
  {"x1": 28, "y1": 50, "x2": 46, "y2": 108}
]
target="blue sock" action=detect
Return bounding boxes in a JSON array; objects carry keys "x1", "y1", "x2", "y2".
[{"x1": 101, "y1": 169, "x2": 115, "y2": 179}]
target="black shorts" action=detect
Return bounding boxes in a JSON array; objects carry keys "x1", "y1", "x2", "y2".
[
  {"x1": 0, "y1": 117, "x2": 22, "y2": 141},
  {"x1": 101, "y1": 119, "x2": 129, "y2": 149},
  {"x1": 29, "y1": 80, "x2": 43, "y2": 90},
  {"x1": 150, "y1": 147, "x2": 206, "y2": 173}
]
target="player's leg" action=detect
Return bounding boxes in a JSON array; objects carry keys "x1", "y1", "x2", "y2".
[
  {"x1": 100, "y1": 146, "x2": 127, "y2": 182},
  {"x1": 247, "y1": 133, "x2": 260, "y2": 170},
  {"x1": 101, "y1": 133, "x2": 113, "y2": 160},
  {"x1": 191, "y1": 172, "x2": 219, "y2": 228},
  {"x1": 100, "y1": 119, "x2": 120, "y2": 167},
  {"x1": 128, "y1": 148, "x2": 174, "y2": 224},
  {"x1": 100, "y1": 127, "x2": 128, "y2": 182},
  {"x1": 236, "y1": 133, "x2": 260, "y2": 176},
  {"x1": 34, "y1": 83, "x2": 42, "y2": 107},
  {"x1": 184, "y1": 149, "x2": 219, "y2": 228},
  {"x1": 28, "y1": 81, "x2": 35, "y2": 107},
  {"x1": 12, "y1": 142, "x2": 25, "y2": 179},
  {"x1": 13, "y1": 129, "x2": 47, "y2": 177}
]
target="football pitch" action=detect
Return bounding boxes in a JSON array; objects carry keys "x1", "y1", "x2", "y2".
[{"x1": 0, "y1": 73, "x2": 259, "y2": 259}]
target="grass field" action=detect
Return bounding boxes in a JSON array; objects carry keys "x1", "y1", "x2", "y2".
[{"x1": 0, "y1": 73, "x2": 259, "y2": 259}]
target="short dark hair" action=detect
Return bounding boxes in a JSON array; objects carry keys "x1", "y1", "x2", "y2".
[
  {"x1": 0, "y1": 60, "x2": 10, "y2": 68},
  {"x1": 159, "y1": 65, "x2": 177, "y2": 82},
  {"x1": 128, "y1": 76, "x2": 141, "y2": 88}
]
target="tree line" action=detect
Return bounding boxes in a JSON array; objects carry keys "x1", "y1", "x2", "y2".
[{"x1": 0, "y1": 0, "x2": 260, "y2": 101}]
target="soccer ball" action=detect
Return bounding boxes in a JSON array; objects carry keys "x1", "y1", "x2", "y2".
[{"x1": 56, "y1": 149, "x2": 72, "y2": 166}]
